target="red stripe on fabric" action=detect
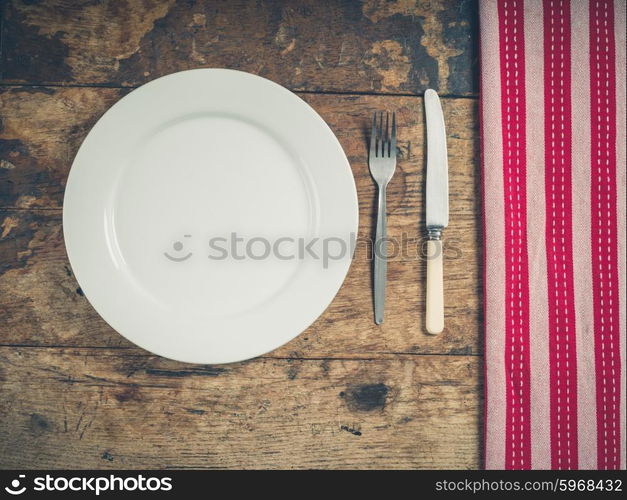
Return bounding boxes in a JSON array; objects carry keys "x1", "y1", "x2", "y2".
[
  {"x1": 543, "y1": 0, "x2": 579, "y2": 470},
  {"x1": 590, "y1": 0, "x2": 621, "y2": 471},
  {"x1": 497, "y1": 0, "x2": 532, "y2": 470}
]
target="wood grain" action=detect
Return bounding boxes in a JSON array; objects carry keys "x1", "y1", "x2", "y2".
[
  {"x1": 1, "y1": 0, "x2": 478, "y2": 95},
  {"x1": 0, "y1": 89, "x2": 480, "y2": 355},
  {"x1": 0, "y1": 0, "x2": 482, "y2": 469},
  {"x1": 0, "y1": 347, "x2": 481, "y2": 469},
  {"x1": 0, "y1": 87, "x2": 479, "y2": 212}
]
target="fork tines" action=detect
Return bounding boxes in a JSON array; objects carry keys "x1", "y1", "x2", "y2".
[{"x1": 370, "y1": 111, "x2": 396, "y2": 158}]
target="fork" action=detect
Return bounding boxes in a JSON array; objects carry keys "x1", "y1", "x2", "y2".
[{"x1": 368, "y1": 112, "x2": 396, "y2": 324}]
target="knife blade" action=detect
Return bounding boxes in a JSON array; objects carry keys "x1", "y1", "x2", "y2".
[
  {"x1": 424, "y1": 89, "x2": 448, "y2": 335},
  {"x1": 425, "y1": 89, "x2": 449, "y2": 234}
]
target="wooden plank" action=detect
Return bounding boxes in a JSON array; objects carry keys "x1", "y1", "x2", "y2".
[
  {"x1": 0, "y1": 207, "x2": 481, "y2": 355},
  {"x1": 0, "y1": 87, "x2": 478, "y2": 213},
  {"x1": 0, "y1": 0, "x2": 478, "y2": 95},
  {"x1": 0, "y1": 347, "x2": 481, "y2": 469},
  {"x1": 0, "y1": 90, "x2": 480, "y2": 355}
]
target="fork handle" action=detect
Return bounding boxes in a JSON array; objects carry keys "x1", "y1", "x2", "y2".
[{"x1": 374, "y1": 186, "x2": 387, "y2": 324}]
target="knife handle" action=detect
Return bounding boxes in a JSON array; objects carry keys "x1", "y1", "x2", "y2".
[{"x1": 426, "y1": 239, "x2": 444, "y2": 334}]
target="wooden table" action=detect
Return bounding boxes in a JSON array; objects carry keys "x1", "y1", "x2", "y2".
[{"x1": 0, "y1": 0, "x2": 480, "y2": 469}]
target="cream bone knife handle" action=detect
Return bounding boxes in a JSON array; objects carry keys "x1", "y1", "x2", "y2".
[{"x1": 426, "y1": 237, "x2": 444, "y2": 334}]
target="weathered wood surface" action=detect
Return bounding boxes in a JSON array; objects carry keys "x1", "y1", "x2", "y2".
[
  {"x1": 0, "y1": 89, "x2": 480, "y2": 355},
  {"x1": 1, "y1": 0, "x2": 478, "y2": 95},
  {"x1": 0, "y1": 348, "x2": 481, "y2": 469},
  {"x1": 0, "y1": 0, "x2": 482, "y2": 469},
  {"x1": 0, "y1": 87, "x2": 478, "y2": 213}
]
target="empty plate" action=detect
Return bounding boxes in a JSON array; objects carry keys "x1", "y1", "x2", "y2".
[{"x1": 63, "y1": 69, "x2": 358, "y2": 364}]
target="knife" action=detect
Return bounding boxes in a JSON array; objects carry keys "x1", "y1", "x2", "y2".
[{"x1": 424, "y1": 89, "x2": 449, "y2": 335}]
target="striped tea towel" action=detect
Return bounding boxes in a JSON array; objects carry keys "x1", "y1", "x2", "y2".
[{"x1": 481, "y1": 0, "x2": 626, "y2": 469}]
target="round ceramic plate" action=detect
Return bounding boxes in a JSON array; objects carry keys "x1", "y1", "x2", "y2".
[{"x1": 63, "y1": 69, "x2": 358, "y2": 364}]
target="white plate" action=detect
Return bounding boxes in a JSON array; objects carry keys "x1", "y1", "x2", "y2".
[{"x1": 63, "y1": 69, "x2": 358, "y2": 364}]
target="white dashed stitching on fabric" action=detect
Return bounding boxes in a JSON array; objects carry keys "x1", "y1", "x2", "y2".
[
  {"x1": 504, "y1": 0, "x2": 525, "y2": 469},
  {"x1": 594, "y1": 0, "x2": 617, "y2": 470},
  {"x1": 548, "y1": 0, "x2": 572, "y2": 470}
]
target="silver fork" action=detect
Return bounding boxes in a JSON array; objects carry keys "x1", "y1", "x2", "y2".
[{"x1": 368, "y1": 112, "x2": 396, "y2": 324}]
